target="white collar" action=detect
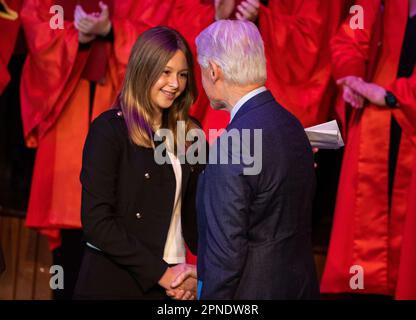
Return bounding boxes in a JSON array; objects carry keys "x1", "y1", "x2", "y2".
[{"x1": 229, "y1": 86, "x2": 267, "y2": 123}]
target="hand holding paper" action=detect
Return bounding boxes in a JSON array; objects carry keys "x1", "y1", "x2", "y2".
[{"x1": 305, "y1": 120, "x2": 344, "y2": 149}]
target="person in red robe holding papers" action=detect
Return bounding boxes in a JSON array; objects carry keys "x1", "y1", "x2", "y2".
[
  {"x1": 259, "y1": 0, "x2": 349, "y2": 128},
  {"x1": 0, "y1": 0, "x2": 22, "y2": 94},
  {"x1": 321, "y1": 0, "x2": 416, "y2": 297},
  {"x1": 20, "y1": 0, "x2": 173, "y2": 299}
]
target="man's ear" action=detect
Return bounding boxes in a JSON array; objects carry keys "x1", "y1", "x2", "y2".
[{"x1": 208, "y1": 61, "x2": 222, "y2": 83}]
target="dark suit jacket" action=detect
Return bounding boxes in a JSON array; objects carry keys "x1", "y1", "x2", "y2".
[
  {"x1": 197, "y1": 90, "x2": 320, "y2": 300},
  {"x1": 74, "y1": 108, "x2": 201, "y2": 299}
]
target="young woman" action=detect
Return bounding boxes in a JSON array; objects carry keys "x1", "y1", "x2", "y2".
[{"x1": 74, "y1": 26, "x2": 203, "y2": 300}]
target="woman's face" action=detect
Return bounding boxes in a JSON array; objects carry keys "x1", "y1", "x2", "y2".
[{"x1": 150, "y1": 50, "x2": 189, "y2": 112}]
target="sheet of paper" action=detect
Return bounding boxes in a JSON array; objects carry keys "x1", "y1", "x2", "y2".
[{"x1": 304, "y1": 120, "x2": 344, "y2": 149}]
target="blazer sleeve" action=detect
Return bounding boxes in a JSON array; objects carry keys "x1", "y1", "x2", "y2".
[
  {"x1": 80, "y1": 116, "x2": 168, "y2": 292},
  {"x1": 200, "y1": 141, "x2": 253, "y2": 299}
]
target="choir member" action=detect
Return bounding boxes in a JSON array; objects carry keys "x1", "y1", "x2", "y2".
[{"x1": 321, "y1": 0, "x2": 416, "y2": 296}]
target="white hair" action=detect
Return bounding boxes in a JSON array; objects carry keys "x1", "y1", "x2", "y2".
[{"x1": 195, "y1": 20, "x2": 267, "y2": 86}]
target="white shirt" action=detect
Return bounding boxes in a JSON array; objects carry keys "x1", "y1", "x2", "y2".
[
  {"x1": 163, "y1": 151, "x2": 186, "y2": 264},
  {"x1": 230, "y1": 86, "x2": 267, "y2": 123}
]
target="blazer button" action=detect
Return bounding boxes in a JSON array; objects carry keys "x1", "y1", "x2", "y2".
[
  {"x1": 136, "y1": 212, "x2": 142, "y2": 219},
  {"x1": 116, "y1": 110, "x2": 122, "y2": 117},
  {"x1": 190, "y1": 166, "x2": 195, "y2": 173},
  {"x1": 144, "y1": 173, "x2": 150, "y2": 179}
]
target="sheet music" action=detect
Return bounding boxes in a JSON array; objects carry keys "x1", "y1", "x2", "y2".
[{"x1": 305, "y1": 120, "x2": 345, "y2": 149}]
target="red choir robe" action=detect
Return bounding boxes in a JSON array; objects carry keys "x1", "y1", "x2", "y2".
[
  {"x1": 0, "y1": 0, "x2": 23, "y2": 94},
  {"x1": 389, "y1": 72, "x2": 416, "y2": 299},
  {"x1": 259, "y1": 0, "x2": 348, "y2": 128},
  {"x1": 395, "y1": 152, "x2": 416, "y2": 299},
  {"x1": 21, "y1": 0, "x2": 173, "y2": 250},
  {"x1": 321, "y1": 0, "x2": 416, "y2": 295},
  {"x1": 169, "y1": 0, "x2": 230, "y2": 139}
]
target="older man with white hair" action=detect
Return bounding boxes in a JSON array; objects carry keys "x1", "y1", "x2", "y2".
[{"x1": 170, "y1": 19, "x2": 319, "y2": 300}]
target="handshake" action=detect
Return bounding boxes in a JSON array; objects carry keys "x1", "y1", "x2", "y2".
[{"x1": 158, "y1": 264, "x2": 198, "y2": 300}]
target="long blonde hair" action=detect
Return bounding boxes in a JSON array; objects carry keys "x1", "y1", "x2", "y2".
[{"x1": 120, "y1": 26, "x2": 198, "y2": 149}]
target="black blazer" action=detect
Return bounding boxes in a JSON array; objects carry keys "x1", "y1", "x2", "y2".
[
  {"x1": 74, "y1": 108, "x2": 201, "y2": 299},
  {"x1": 197, "y1": 90, "x2": 320, "y2": 299}
]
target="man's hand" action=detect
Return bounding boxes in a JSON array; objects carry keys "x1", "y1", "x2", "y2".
[
  {"x1": 166, "y1": 264, "x2": 197, "y2": 300},
  {"x1": 337, "y1": 76, "x2": 387, "y2": 107},
  {"x1": 215, "y1": 0, "x2": 235, "y2": 20},
  {"x1": 74, "y1": 2, "x2": 111, "y2": 37},
  {"x1": 159, "y1": 264, "x2": 197, "y2": 300},
  {"x1": 236, "y1": 0, "x2": 260, "y2": 21}
]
